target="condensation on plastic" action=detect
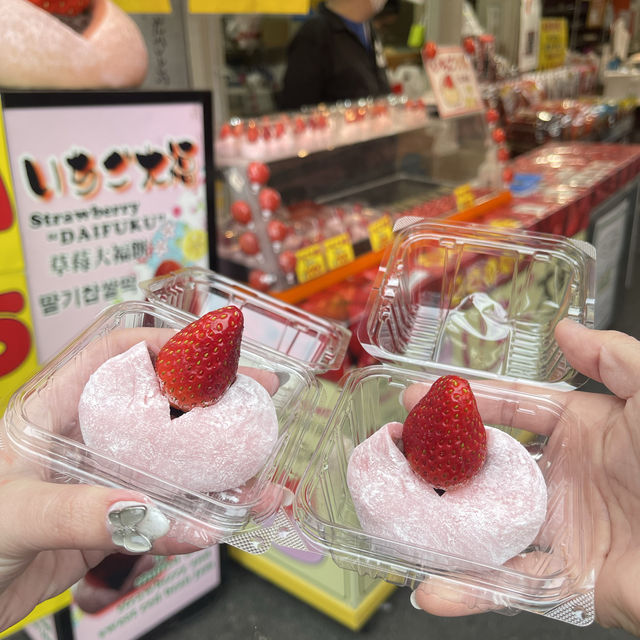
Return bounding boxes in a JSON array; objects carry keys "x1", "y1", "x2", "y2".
[
  {"x1": 3, "y1": 301, "x2": 325, "y2": 542},
  {"x1": 294, "y1": 364, "x2": 596, "y2": 626},
  {"x1": 359, "y1": 220, "x2": 596, "y2": 389},
  {"x1": 139, "y1": 267, "x2": 351, "y2": 374}
]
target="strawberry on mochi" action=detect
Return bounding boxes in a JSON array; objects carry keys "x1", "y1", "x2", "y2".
[
  {"x1": 78, "y1": 306, "x2": 279, "y2": 493},
  {"x1": 347, "y1": 375, "x2": 547, "y2": 566}
]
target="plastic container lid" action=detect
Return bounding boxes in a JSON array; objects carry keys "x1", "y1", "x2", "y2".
[
  {"x1": 139, "y1": 267, "x2": 350, "y2": 374},
  {"x1": 357, "y1": 220, "x2": 596, "y2": 389}
]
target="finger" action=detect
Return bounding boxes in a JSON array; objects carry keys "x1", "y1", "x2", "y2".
[
  {"x1": 238, "y1": 366, "x2": 280, "y2": 396},
  {"x1": 0, "y1": 478, "x2": 173, "y2": 555},
  {"x1": 410, "y1": 578, "x2": 499, "y2": 616},
  {"x1": 555, "y1": 318, "x2": 640, "y2": 399}
]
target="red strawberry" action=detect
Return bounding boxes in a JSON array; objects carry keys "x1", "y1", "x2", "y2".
[
  {"x1": 155, "y1": 306, "x2": 243, "y2": 411},
  {"x1": 402, "y1": 375, "x2": 486, "y2": 490},
  {"x1": 27, "y1": 0, "x2": 91, "y2": 16}
]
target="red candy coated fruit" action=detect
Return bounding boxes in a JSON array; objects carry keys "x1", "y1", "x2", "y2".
[
  {"x1": 248, "y1": 269, "x2": 271, "y2": 292},
  {"x1": 497, "y1": 147, "x2": 510, "y2": 163},
  {"x1": 247, "y1": 162, "x2": 270, "y2": 185},
  {"x1": 423, "y1": 41, "x2": 437, "y2": 59},
  {"x1": 231, "y1": 200, "x2": 252, "y2": 225},
  {"x1": 259, "y1": 188, "x2": 282, "y2": 212},
  {"x1": 239, "y1": 232, "x2": 260, "y2": 255},
  {"x1": 278, "y1": 250, "x2": 296, "y2": 273},
  {"x1": 485, "y1": 109, "x2": 500, "y2": 125},
  {"x1": 267, "y1": 219, "x2": 288, "y2": 242},
  {"x1": 492, "y1": 128, "x2": 506, "y2": 144}
]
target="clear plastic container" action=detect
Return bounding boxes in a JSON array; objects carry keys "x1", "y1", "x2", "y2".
[
  {"x1": 293, "y1": 221, "x2": 598, "y2": 625},
  {"x1": 294, "y1": 366, "x2": 595, "y2": 624},
  {"x1": 358, "y1": 221, "x2": 596, "y2": 387},
  {"x1": 139, "y1": 267, "x2": 350, "y2": 374},
  {"x1": 3, "y1": 301, "x2": 325, "y2": 546}
]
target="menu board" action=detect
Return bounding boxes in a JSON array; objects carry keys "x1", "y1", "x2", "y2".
[{"x1": 0, "y1": 91, "x2": 214, "y2": 399}]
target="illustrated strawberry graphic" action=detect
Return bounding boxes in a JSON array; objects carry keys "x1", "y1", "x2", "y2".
[
  {"x1": 155, "y1": 306, "x2": 243, "y2": 411},
  {"x1": 402, "y1": 375, "x2": 487, "y2": 490},
  {"x1": 27, "y1": 0, "x2": 91, "y2": 16}
]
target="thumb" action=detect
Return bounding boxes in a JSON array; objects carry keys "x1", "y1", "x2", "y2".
[
  {"x1": 555, "y1": 318, "x2": 640, "y2": 399},
  {"x1": 0, "y1": 477, "x2": 170, "y2": 555}
]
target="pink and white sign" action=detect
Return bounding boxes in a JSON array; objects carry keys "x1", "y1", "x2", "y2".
[
  {"x1": 2, "y1": 92, "x2": 214, "y2": 361},
  {"x1": 423, "y1": 46, "x2": 484, "y2": 119}
]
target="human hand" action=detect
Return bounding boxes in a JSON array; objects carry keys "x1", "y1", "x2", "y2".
[
  {"x1": 405, "y1": 319, "x2": 640, "y2": 636},
  {"x1": 0, "y1": 327, "x2": 279, "y2": 632}
]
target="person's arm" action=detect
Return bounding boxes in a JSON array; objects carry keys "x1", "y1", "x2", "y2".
[{"x1": 278, "y1": 22, "x2": 329, "y2": 111}]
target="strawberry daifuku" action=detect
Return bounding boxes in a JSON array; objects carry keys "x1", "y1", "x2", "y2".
[
  {"x1": 346, "y1": 376, "x2": 547, "y2": 566},
  {"x1": 78, "y1": 307, "x2": 279, "y2": 493},
  {"x1": 347, "y1": 421, "x2": 547, "y2": 566}
]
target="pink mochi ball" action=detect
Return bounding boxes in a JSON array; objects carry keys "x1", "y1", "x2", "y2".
[
  {"x1": 347, "y1": 422, "x2": 547, "y2": 566},
  {"x1": 78, "y1": 341, "x2": 279, "y2": 493}
]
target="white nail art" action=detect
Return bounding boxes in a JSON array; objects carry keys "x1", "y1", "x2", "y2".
[
  {"x1": 107, "y1": 501, "x2": 170, "y2": 553},
  {"x1": 410, "y1": 590, "x2": 421, "y2": 609}
]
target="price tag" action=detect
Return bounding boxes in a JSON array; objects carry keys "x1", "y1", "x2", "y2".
[
  {"x1": 368, "y1": 215, "x2": 394, "y2": 252},
  {"x1": 454, "y1": 184, "x2": 475, "y2": 211},
  {"x1": 295, "y1": 244, "x2": 327, "y2": 283},
  {"x1": 323, "y1": 233, "x2": 355, "y2": 270}
]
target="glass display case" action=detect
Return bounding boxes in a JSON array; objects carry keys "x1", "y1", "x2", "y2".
[{"x1": 213, "y1": 97, "x2": 506, "y2": 297}]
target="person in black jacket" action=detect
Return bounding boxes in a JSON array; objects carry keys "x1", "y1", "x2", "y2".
[{"x1": 278, "y1": 0, "x2": 391, "y2": 111}]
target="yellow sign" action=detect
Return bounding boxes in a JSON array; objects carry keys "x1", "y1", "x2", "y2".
[
  {"x1": 189, "y1": 0, "x2": 309, "y2": 13},
  {"x1": 454, "y1": 184, "x2": 475, "y2": 211},
  {"x1": 323, "y1": 233, "x2": 355, "y2": 271},
  {"x1": 295, "y1": 243, "x2": 327, "y2": 283},
  {"x1": 112, "y1": 0, "x2": 172, "y2": 12},
  {"x1": 539, "y1": 18, "x2": 568, "y2": 70},
  {"x1": 0, "y1": 100, "x2": 38, "y2": 413},
  {"x1": 0, "y1": 100, "x2": 22, "y2": 274},
  {"x1": 0, "y1": 591, "x2": 72, "y2": 638},
  {"x1": 367, "y1": 215, "x2": 393, "y2": 252}
]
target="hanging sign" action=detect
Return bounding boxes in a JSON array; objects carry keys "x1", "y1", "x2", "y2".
[
  {"x1": 423, "y1": 46, "x2": 484, "y2": 119},
  {"x1": 539, "y1": 18, "x2": 568, "y2": 70}
]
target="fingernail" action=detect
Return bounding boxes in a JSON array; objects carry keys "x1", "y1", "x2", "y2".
[
  {"x1": 398, "y1": 388, "x2": 406, "y2": 408},
  {"x1": 410, "y1": 590, "x2": 421, "y2": 609},
  {"x1": 107, "y1": 501, "x2": 170, "y2": 553}
]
